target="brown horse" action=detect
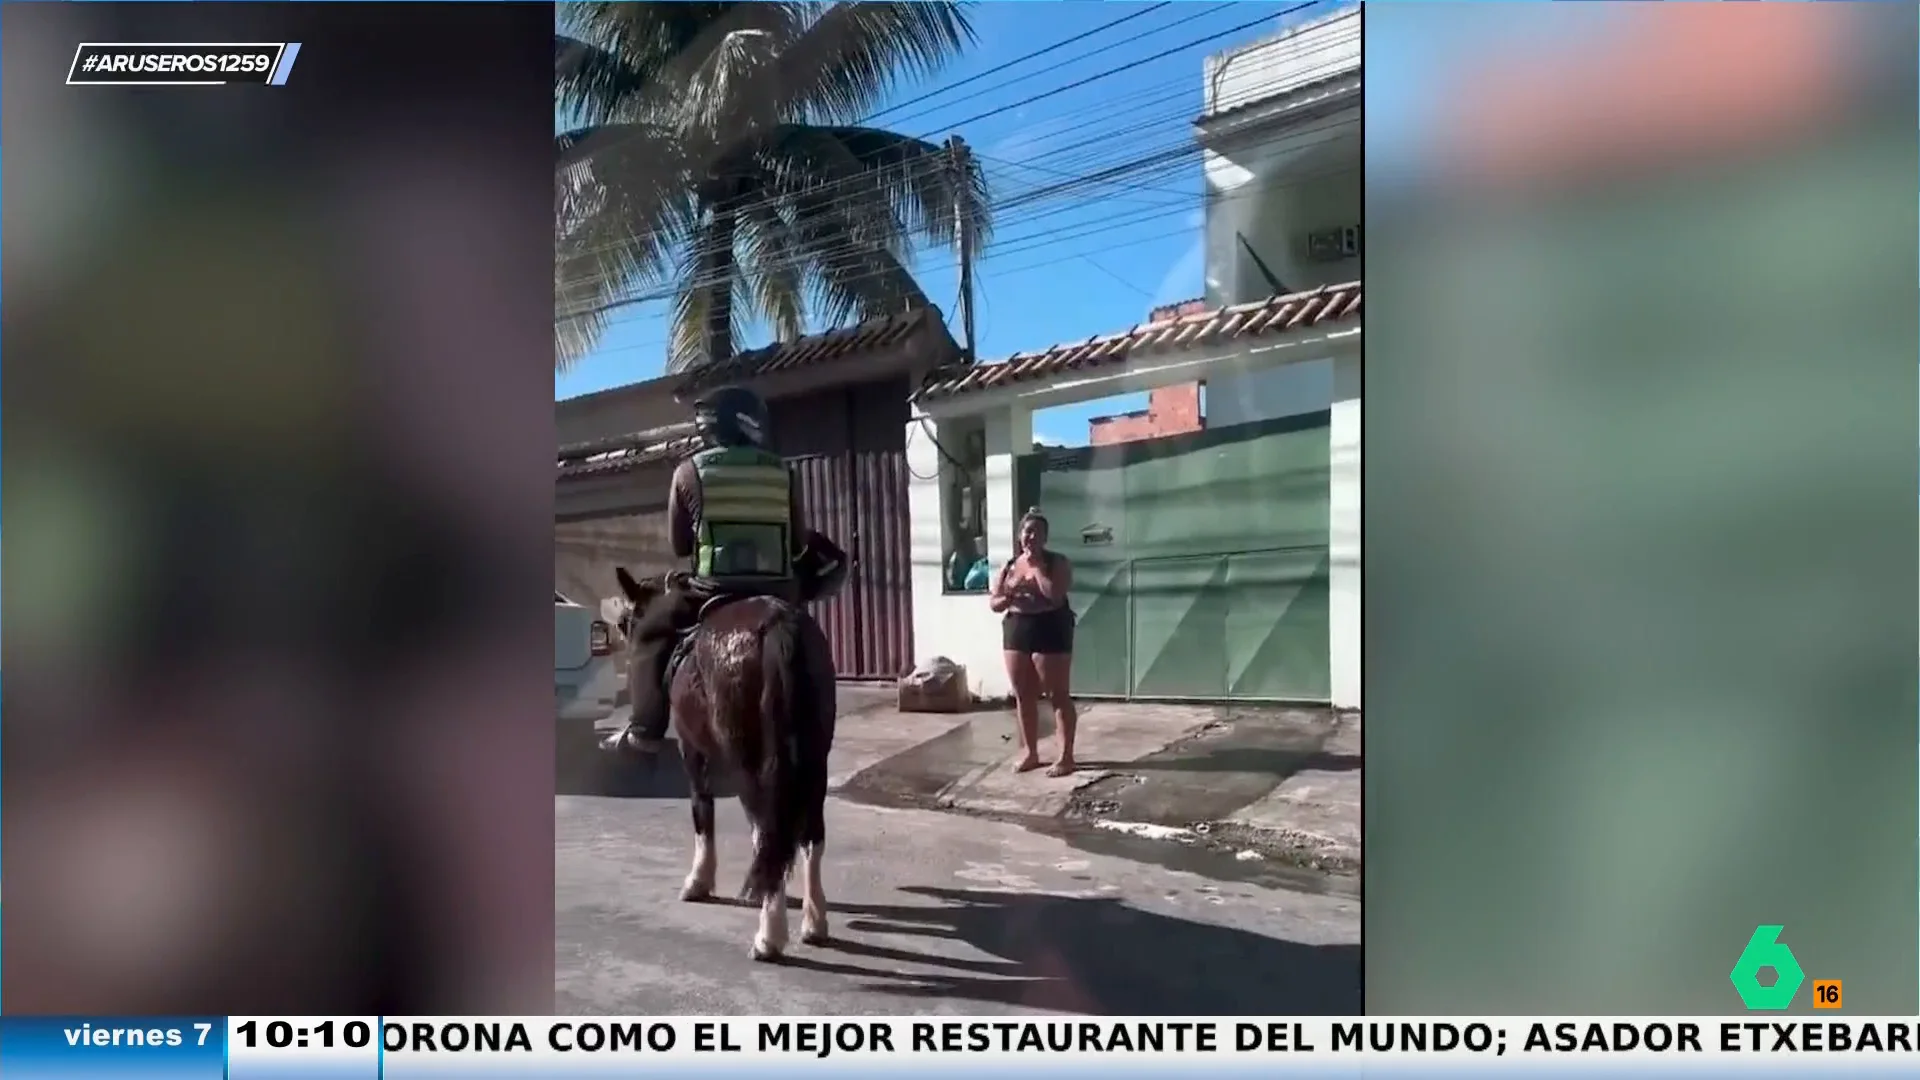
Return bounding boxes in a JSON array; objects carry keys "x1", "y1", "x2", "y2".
[{"x1": 614, "y1": 567, "x2": 837, "y2": 961}]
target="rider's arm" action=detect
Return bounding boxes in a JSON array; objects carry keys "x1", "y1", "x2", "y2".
[
  {"x1": 667, "y1": 460, "x2": 698, "y2": 560},
  {"x1": 787, "y1": 468, "x2": 809, "y2": 558}
]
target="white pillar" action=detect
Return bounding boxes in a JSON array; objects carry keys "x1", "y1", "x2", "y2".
[
  {"x1": 1328, "y1": 350, "x2": 1361, "y2": 709},
  {"x1": 982, "y1": 403, "x2": 1031, "y2": 564},
  {"x1": 905, "y1": 407, "x2": 948, "y2": 670},
  {"x1": 904, "y1": 404, "x2": 1032, "y2": 698}
]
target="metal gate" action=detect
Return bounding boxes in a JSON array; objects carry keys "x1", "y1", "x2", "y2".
[
  {"x1": 1016, "y1": 410, "x2": 1331, "y2": 701},
  {"x1": 776, "y1": 380, "x2": 915, "y2": 679}
]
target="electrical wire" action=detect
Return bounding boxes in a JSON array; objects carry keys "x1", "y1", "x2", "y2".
[
  {"x1": 576, "y1": 148, "x2": 1361, "y2": 362},
  {"x1": 554, "y1": 18, "x2": 1361, "y2": 282},
  {"x1": 558, "y1": 4, "x2": 1361, "y2": 354},
  {"x1": 556, "y1": 75, "x2": 1360, "y2": 307},
  {"x1": 895, "y1": 2, "x2": 1325, "y2": 139},
  {"x1": 558, "y1": 111, "x2": 1358, "y2": 316},
  {"x1": 858, "y1": 2, "x2": 1176, "y2": 125}
]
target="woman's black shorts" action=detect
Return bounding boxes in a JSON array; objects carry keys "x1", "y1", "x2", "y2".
[{"x1": 1003, "y1": 606, "x2": 1075, "y2": 655}]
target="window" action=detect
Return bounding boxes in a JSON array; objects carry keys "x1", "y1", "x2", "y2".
[{"x1": 938, "y1": 419, "x2": 990, "y2": 593}]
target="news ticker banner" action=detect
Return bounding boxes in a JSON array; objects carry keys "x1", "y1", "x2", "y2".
[
  {"x1": 6, "y1": 1017, "x2": 1920, "y2": 1078},
  {"x1": 66, "y1": 42, "x2": 304, "y2": 86}
]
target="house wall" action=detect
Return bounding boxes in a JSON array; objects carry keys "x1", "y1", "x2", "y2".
[
  {"x1": 1204, "y1": 118, "x2": 1360, "y2": 305},
  {"x1": 557, "y1": 377, "x2": 686, "y2": 448},
  {"x1": 1202, "y1": 64, "x2": 1359, "y2": 443},
  {"x1": 1089, "y1": 384, "x2": 1204, "y2": 445},
  {"x1": 1209, "y1": 359, "x2": 1334, "y2": 429},
  {"x1": 1203, "y1": 6, "x2": 1362, "y2": 117}
]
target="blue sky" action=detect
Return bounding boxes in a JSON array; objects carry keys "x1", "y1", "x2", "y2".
[{"x1": 556, "y1": 1, "x2": 1316, "y2": 446}]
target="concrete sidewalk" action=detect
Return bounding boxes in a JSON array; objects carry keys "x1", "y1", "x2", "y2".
[
  {"x1": 834, "y1": 700, "x2": 1362, "y2": 875},
  {"x1": 1208, "y1": 711, "x2": 1361, "y2": 872},
  {"x1": 836, "y1": 701, "x2": 1216, "y2": 818},
  {"x1": 584, "y1": 685, "x2": 1363, "y2": 876}
]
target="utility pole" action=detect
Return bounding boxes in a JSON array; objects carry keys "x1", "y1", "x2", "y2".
[{"x1": 947, "y1": 134, "x2": 978, "y2": 365}]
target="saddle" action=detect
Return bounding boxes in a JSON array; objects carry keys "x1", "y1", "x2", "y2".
[{"x1": 660, "y1": 573, "x2": 781, "y2": 688}]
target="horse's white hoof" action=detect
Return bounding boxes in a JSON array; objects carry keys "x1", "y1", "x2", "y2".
[
  {"x1": 680, "y1": 878, "x2": 713, "y2": 902},
  {"x1": 750, "y1": 936, "x2": 784, "y2": 962},
  {"x1": 801, "y1": 919, "x2": 830, "y2": 946}
]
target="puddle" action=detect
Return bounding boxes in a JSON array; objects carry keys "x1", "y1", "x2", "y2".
[
  {"x1": 843, "y1": 776, "x2": 1358, "y2": 898},
  {"x1": 1027, "y1": 813, "x2": 1360, "y2": 898}
]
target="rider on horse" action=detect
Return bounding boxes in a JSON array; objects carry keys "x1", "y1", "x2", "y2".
[{"x1": 602, "y1": 384, "x2": 843, "y2": 757}]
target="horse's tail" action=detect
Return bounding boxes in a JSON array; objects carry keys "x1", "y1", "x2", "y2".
[{"x1": 745, "y1": 601, "x2": 828, "y2": 900}]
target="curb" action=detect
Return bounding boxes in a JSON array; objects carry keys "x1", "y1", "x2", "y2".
[{"x1": 1074, "y1": 817, "x2": 1360, "y2": 876}]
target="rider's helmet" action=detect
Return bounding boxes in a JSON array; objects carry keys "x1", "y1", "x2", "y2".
[{"x1": 692, "y1": 385, "x2": 771, "y2": 449}]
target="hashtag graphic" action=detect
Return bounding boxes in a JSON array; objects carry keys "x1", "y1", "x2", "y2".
[{"x1": 81, "y1": 53, "x2": 100, "y2": 72}]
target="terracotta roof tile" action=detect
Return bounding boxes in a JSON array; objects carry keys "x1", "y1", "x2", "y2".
[
  {"x1": 557, "y1": 424, "x2": 700, "y2": 481},
  {"x1": 561, "y1": 309, "x2": 959, "y2": 480},
  {"x1": 915, "y1": 282, "x2": 1360, "y2": 403},
  {"x1": 675, "y1": 306, "x2": 955, "y2": 396}
]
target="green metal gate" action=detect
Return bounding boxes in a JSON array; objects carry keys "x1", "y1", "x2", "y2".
[{"x1": 1016, "y1": 411, "x2": 1331, "y2": 702}]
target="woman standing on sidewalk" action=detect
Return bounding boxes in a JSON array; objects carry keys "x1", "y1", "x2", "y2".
[{"x1": 988, "y1": 509, "x2": 1079, "y2": 776}]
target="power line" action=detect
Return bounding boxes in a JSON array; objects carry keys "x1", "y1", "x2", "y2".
[
  {"x1": 876, "y1": 3, "x2": 1238, "y2": 133},
  {"x1": 901, "y1": 2, "x2": 1326, "y2": 138},
  {"x1": 557, "y1": 113, "x2": 1357, "y2": 318},
  {"x1": 572, "y1": 144, "x2": 1362, "y2": 360},
  {"x1": 559, "y1": 98, "x2": 1359, "y2": 306},
  {"x1": 556, "y1": 32, "x2": 1362, "y2": 295},
  {"x1": 860, "y1": 2, "x2": 1175, "y2": 124}
]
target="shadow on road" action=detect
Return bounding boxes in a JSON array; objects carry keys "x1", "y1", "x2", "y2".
[{"x1": 775, "y1": 885, "x2": 1360, "y2": 1015}]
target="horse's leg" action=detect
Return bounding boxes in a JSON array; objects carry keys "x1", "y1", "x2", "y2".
[
  {"x1": 798, "y1": 759, "x2": 830, "y2": 945},
  {"x1": 680, "y1": 750, "x2": 717, "y2": 902},
  {"x1": 747, "y1": 799, "x2": 790, "y2": 962}
]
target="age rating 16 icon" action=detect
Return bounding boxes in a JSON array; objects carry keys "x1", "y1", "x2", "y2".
[{"x1": 1730, "y1": 925, "x2": 1841, "y2": 1011}]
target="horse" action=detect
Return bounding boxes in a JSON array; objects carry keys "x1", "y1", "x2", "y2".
[{"x1": 612, "y1": 566, "x2": 838, "y2": 962}]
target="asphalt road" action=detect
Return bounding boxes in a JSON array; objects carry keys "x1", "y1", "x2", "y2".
[{"x1": 556, "y1": 745, "x2": 1361, "y2": 1015}]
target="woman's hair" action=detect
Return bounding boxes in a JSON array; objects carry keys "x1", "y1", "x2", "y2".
[{"x1": 1019, "y1": 508, "x2": 1050, "y2": 537}]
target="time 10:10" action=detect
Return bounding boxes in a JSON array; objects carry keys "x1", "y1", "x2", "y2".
[{"x1": 234, "y1": 1019, "x2": 374, "y2": 1049}]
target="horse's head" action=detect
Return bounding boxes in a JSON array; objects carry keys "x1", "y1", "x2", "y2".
[
  {"x1": 613, "y1": 565, "x2": 662, "y2": 604},
  {"x1": 611, "y1": 566, "x2": 666, "y2": 644}
]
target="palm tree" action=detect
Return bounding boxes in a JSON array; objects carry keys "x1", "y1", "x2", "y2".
[{"x1": 556, "y1": 2, "x2": 993, "y2": 373}]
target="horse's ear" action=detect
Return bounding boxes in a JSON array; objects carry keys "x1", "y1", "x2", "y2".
[{"x1": 614, "y1": 567, "x2": 645, "y2": 603}]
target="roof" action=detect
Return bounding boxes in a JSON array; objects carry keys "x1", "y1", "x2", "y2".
[
  {"x1": 559, "y1": 308, "x2": 960, "y2": 480},
  {"x1": 557, "y1": 422, "x2": 699, "y2": 481},
  {"x1": 674, "y1": 306, "x2": 955, "y2": 396},
  {"x1": 914, "y1": 283, "x2": 1360, "y2": 404},
  {"x1": 1197, "y1": 6, "x2": 1361, "y2": 129},
  {"x1": 1197, "y1": 68, "x2": 1361, "y2": 129}
]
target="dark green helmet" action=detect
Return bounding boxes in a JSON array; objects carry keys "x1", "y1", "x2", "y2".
[{"x1": 692, "y1": 385, "x2": 770, "y2": 449}]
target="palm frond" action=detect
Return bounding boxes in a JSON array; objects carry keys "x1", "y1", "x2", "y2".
[
  {"x1": 777, "y1": 2, "x2": 977, "y2": 122},
  {"x1": 737, "y1": 203, "x2": 808, "y2": 343},
  {"x1": 790, "y1": 196, "x2": 930, "y2": 328},
  {"x1": 556, "y1": 1, "x2": 980, "y2": 369},
  {"x1": 555, "y1": 124, "x2": 696, "y2": 368},
  {"x1": 667, "y1": 210, "x2": 746, "y2": 373},
  {"x1": 776, "y1": 124, "x2": 991, "y2": 249}
]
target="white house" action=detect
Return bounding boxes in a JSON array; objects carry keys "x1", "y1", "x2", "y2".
[{"x1": 906, "y1": 10, "x2": 1361, "y2": 710}]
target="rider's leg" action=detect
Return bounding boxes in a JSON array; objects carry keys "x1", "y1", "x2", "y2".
[{"x1": 605, "y1": 588, "x2": 698, "y2": 754}]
